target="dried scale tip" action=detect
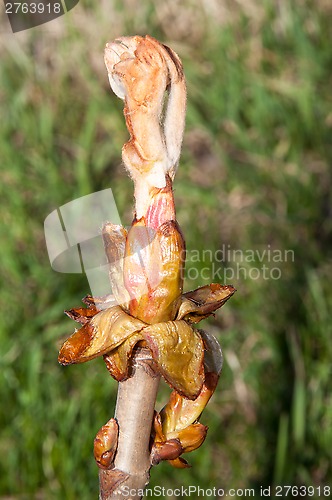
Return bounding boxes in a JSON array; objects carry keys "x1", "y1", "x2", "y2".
[{"x1": 58, "y1": 35, "x2": 236, "y2": 495}]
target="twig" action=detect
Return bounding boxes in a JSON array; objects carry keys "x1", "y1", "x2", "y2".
[
  {"x1": 58, "y1": 34, "x2": 235, "y2": 500},
  {"x1": 99, "y1": 348, "x2": 160, "y2": 499}
]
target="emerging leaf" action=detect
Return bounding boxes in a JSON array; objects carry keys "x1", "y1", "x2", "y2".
[
  {"x1": 103, "y1": 333, "x2": 144, "y2": 381},
  {"x1": 58, "y1": 306, "x2": 145, "y2": 365},
  {"x1": 104, "y1": 36, "x2": 186, "y2": 219},
  {"x1": 159, "y1": 372, "x2": 218, "y2": 435},
  {"x1": 177, "y1": 283, "x2": 236, "y2": 323},
  {"x1": 169, "y1": 423, "x2": 207, "y2": 453},
  {"x1": 143, "y1": 320, "x2": 204, "y2": 399}
]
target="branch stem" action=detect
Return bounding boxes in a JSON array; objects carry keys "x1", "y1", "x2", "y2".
[{"x1": 99, "y1": 347, "x2": 160, "y2": 499}]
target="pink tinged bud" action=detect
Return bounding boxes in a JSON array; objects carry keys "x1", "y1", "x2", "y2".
[
  {"x1": 144, "y1": 177, "x2": 176, "y2": 229},
  {"x1": 123, "y1": 218, "x2": 185, "y2": 325}
]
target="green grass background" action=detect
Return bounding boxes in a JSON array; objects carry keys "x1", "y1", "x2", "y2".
[{"x1": 1, "y1": 0, "x2": 331, "y2": 498}]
